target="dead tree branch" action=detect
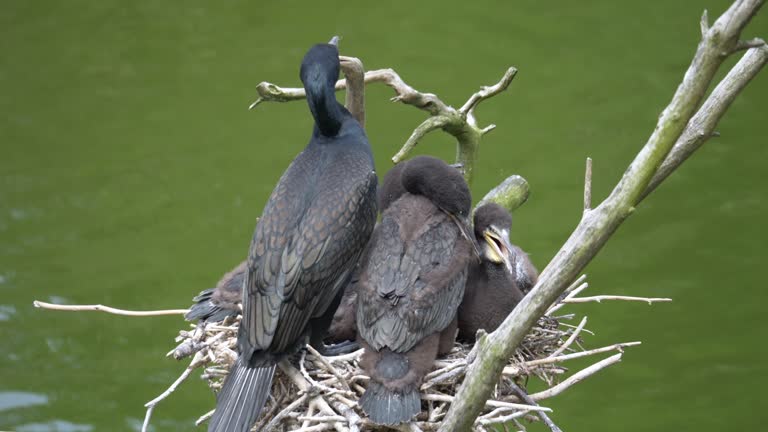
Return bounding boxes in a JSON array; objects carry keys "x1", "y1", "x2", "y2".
[
  {"x1": 439, "y1": 2, "x2": 766, "y2": 430},
  {"x1": 32, "y1": 300, "x2": 188, "y2": 316},
  {"x1": 249, "y1": 64, "x2": 517, "y2": 185}
]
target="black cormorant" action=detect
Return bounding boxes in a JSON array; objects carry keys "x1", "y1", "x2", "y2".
[
  {"x1": 457, "y1": 203, "x2": 538, "y2": 342},
  {"x1": 208, "y1": 37, "x2": 378, "y2": 432},
  {"x1": 185, "y1": 259, "x2": 363, "y2": 347},
  {"x1": 356, "y1": 156, "x2": 473, "y2": 425},
  {"x1": 185, "y1": 261, "x2": 245, "y2": 323}
]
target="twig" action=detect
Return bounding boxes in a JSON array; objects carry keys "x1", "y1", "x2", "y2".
[
  {"x1": 508, "y1": 381, "x2": 562, "y2": 432},
  {"x1": 421, "y1": 393, "x2": 551, "y2": 412},
  {"x1": 584, "y1": 157, "x2": 593, "y2": 213},
  {"x1": 33, "y1": 300, "x2": 188, "y2": 316},
  {"x1": 529, "y1": 353, "x2": 623, "y2": 401},
  {"x1": 263, "y1": 394, "x2": 309, "y2": 432},
  {"x1": 306, "y1": 344, "x2": 351, "y2": 391},
  {"x1": 195, "y1": 409, "x2": 215, "y2": 426},
  {"x1": 562, "y1": 295, "x2": 672, "y2": 304},
  {"x1": 142, "y1": 351, "x2": 204, "y2": 432},
  {"x1": 548, "y1": 316, "x2": 587, "y2": 358},
  {"x1": 459, "y1": 67, "x2": 518, "y2": 115},
  {"x1": 522, "y1": 341, "x2": 640, "y2": 369},
  {"x1": 477, "y1": 410, "x2": 531, "y2": 426}
]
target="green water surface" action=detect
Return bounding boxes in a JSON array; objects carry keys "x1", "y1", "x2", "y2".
[{"x1": 2, "y1": 0, "x2": 767, "y2": 430}]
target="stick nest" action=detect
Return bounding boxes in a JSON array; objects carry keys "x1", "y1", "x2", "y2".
[{"x1": 169, "y1": 275, "x2": 642, "y2": 432}]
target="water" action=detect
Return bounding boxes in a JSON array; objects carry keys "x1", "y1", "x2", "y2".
[{"x1": 2, "y1": 0, "x2": 766, "y2": 430}]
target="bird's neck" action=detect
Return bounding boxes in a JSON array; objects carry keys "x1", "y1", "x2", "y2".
[{"x1": 305, "y1": 80, "x2": 344, "y2": 137}]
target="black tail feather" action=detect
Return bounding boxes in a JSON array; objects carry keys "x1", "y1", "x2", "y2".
[
  {"x1": 359, "y1": 380, "x2": 420, "y2": 426},
  {"x1": 207, "y1": 357, "x2": 276, "y2": 432}
]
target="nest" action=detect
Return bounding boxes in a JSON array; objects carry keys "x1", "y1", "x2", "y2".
[{"x1": 167, "y1": 275, "x2": 648, "y2": 432}]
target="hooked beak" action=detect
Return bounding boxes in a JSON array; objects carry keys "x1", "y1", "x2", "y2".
[
  {"x1": 483, "y1": 227, "x2": 515, "y2": 275},
  {"x1": 328, "y1": 35, "x2": 340, "y2": 46}
]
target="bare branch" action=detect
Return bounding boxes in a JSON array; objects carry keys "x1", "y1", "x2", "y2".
[
  {"x1": 248, "y1": 65, "x2": 517, "y2": 185},
  {"x1": 142, "y1": 351, "x2": 205, "y2": 432},
  {"x1": 339, "y1": 56, "x2": 366, "y2": 127},
  {"x1": 439, "y1": 2, "x2": 765, "y2": 430},
  {"x1": 33, "y1": 300, "x2": 188, "y2": 316},
  {"x1": 735, "y1": 37, "x2": 766, "y2": 51},
  {"x1": 548, "y1": 317, "x2": 587, "y2": 358},
  {"x1": 508, "y1": 381, "x2": 563, "y2": 432},
  {"x1": 562, "y1": 295, "x2": 673, "y2": 304},
  {"x1": 523, "y1": 342, "x2": 641, "y2": 368},
  {"x1": 391, "y1": 116, "x2": 451, "y2": 163},
  {"x1": 528, "y1": 354, "x2": 623, "y2": 401},
  {"x1": 700, "y1": 9, "x2": 709, "y2": 37},
  {"x1": 421, "y1": 393, "x2": 551, "y2": 413},
  {"x1": 642, "y1": 44, "x2": 768, "y2": 200},
  {"x1": 459, "y1": 67, "x2": 518, "y2": 116},
  {"x1": 475, "y1": 175, "x2": 530, "y2": 214},
  {"x1": 583, "y1": 157, "x2": 593, "y2": 212}
]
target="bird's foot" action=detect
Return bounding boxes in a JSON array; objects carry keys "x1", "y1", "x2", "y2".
[{"x1": 312, "y1": 340, "x2": 360, "y2": 357}]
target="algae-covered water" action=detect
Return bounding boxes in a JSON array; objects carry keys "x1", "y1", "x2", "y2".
[{"x1": 2, "y1": 0, "x2": 767, "y2": 430}]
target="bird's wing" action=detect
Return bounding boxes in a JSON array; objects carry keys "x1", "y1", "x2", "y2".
[
  {"x1": 241, "y1": 168, "x2": 377, "y2": 357},
  {"x1": 357, "y1": 211, "x2": 471, "y2": 353}
]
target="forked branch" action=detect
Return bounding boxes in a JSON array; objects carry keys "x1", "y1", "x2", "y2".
[
  {"x1": 249, "y1": 63, "x2": 517, "y2": 185},
  {"x1": 439, "y1": 2, "x2": 766, "y2": 430}
]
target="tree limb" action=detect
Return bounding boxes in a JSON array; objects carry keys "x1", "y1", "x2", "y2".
[
  {"x1": 641, "y1": 43, "x2": 767, "y2": 200},
  {"x1": 476, "y1": 175, "x2": 530, "y2": 214},
  {"x1": 438, "y1": 2, "x2": 765, "y2": 430},
  {"x1": 248, "y1": 65, "x2": 517, "y2": 185},
  {"x1": 339, "y1": 56, "x2": 366, "y2": 127}
]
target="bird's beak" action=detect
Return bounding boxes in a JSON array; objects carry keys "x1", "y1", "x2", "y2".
[
  {"x1": 483, "y1": 227, "x2": 515, "y2": 275},
  {"x1": 328, "y1": 36, "x2": 340, "y2": 46}
]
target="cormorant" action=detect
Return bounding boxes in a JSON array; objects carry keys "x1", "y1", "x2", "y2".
[
  {"x1": 185, "y1": 259, "x2": 362, "y2": 346},
  {"x1": 208, "y1": 37, "x2": 378, "y2": 432},
  {"x1": 356, "y1": 155, "x2": 473, "y2": 425},
  {"x1": 326, "y1": 160, "x2": 412, "y2": 344},
  {"x1": 185, "y1": 261, "x2": 245, "y2": 323},
  {"x1": 457, "y1": 203, "x2": 538, "y2": 342}
]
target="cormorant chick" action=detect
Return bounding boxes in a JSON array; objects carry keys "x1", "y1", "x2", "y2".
[
  {"x1": 356, "y1": 155, "x2": 473, "y2": 425},
  {"x1": 208, "y1": 37, "x2": 378, "y2": 432},
  {"x1": 457, "y1": 203, "x2": 538, "y2": 342},
  {"x1": 327, "y1": 160, "x2": 412, "y2": 344},
  {"x1": 185, "y1": 261, "x2": 245, "y2": 323}
]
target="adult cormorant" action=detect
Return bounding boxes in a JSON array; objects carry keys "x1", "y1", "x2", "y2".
[
  {"x1": 457, "y1": 203, "x2": 538, "y2": 342},
  {"x1": 356, "y1": 156, "x2": 473, "y2": 425},
  {"x1": 208, "y1": 37, "x2": 378, "y2": 432},
  {"x1": 185, "y1": 261, "x2": 245, "y2": 323},
  {"x1": 185, "y1": 259, "x2": 363, "y2": 347}
]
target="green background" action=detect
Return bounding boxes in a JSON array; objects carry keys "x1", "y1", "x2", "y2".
[{"x1": 2, "y1": 0, "x2": 766, "y2": 430}]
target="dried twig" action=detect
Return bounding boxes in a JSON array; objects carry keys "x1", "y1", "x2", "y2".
[
  {"x1": 33, "y1": 300, "x2": 188, "y2": 316},
  {"x1": 142, "y1": 351, "x2": 205, "y2": 432},
  {"x1": 562, "y1": 295, "x2": 672, "y2": 304}
]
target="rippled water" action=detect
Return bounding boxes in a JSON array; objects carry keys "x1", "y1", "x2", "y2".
[{"x1": 2, "y1": 0, "x2": 767, "y2": 430}]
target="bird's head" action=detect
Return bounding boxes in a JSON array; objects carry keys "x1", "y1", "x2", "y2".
[
  {"x1": 473, "y1": 203, "x2": 515, "y2": 274},
  {"x1": 300, "y1": 36, "x2": 341, "y2": 91}
]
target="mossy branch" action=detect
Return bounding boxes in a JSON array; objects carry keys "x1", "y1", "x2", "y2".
[
  {"x1": 438, "y1": 1, "x2": 766, "y2": 430},
  {"x1": 249, "y1": 62, "x2": 517, "y2": 186}
]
